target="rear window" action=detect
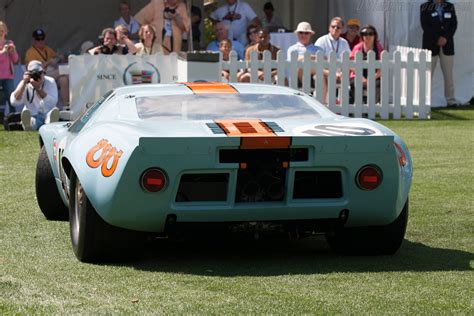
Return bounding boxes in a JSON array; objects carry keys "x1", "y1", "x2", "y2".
[{"x1": 135, "y1": 94, "x2": 321, "y2": 121}]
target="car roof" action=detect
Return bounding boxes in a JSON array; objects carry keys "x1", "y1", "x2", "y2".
[{"x1": 112, "y1": 83, "x2": 302, "y2": 98}]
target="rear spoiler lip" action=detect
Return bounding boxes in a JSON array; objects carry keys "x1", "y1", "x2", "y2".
[{"x1": 138, "y1": 135, "x2": 395, "y2": 155}]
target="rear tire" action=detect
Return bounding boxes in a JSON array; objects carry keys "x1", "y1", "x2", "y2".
[
  {"x1": 326, "y1": 200, "x2": 409, "y2": 255},
  {"x1": 35, "y1": 146, "x2": 68, "y2": 221},
  {"x1": 69, "y1": 171, "x2": 145, "y2": 262}
]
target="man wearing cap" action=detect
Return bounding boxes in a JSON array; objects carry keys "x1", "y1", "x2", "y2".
[
  {"x1": 10, "y1": 60, "x2": 59, "y2": 131},
  {"x1": 24, "y1": 28, "x2": 69, "y2": 109},
  {"x1": 420, "y1": 0, "x2": 459, "y2": 107},
  {"x1": 341, "y1": 18, "x2": 361, "y2": 50}
]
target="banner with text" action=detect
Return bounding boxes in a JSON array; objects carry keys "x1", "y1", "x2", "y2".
[{"x1": 69, "y1": 54, "x2": 178, "y2": 119}]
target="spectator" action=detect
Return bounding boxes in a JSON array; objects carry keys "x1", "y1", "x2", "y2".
[
  {"x1": 24, "y1": 28, "x2": 69, "y2": 109},
  {"x1": 349, "y1": 25, "x2": 384, "y2": 103},
  {"x1": 80, "y1": 41, "x2": 94, "y2": 55},
  {"x1": 341, "y1": 18, "x2": 361, "y2": 50},
  {"x1": 89, "y1": 28, "x2": 128, "y2": 55},
  {"x1": 260, "y1": 2, "x2": 284, "y2": 32},
  {"x1": 287, "y1": 22, "x2": 321, "y2": 59},
  {"x1": 10, "y1": 60, "x2": 59, "y2": 131},
  {"x1": 314, "y1": 17, "x2": 351, "y2": 102},
  {"x1": 206, "y1": 22, "x2": 245, "y2": 60},
  {"x1": 114, "y1": 1, "x2": 140, "y2": 42},
  {"x1": 315, "y1": 17, "x2": 351, "y2": 60},
  {"x1": 245, "y1": 24, "x2": 260, "y2": 51},
  {"x1": 162, "y1": 0, "x2": 189, "y2": 53},
  {"x1": 134, "y1": 0, "x2": 189, "y2": 53},
  {"x1": 209, "y1": 0, "x2": 260, "y2": 46},
  {"x1": 220, "y1": 39, "x2": 232, "y2": 81},
  {"x1": 239, "y1": 29, "x2": 279, "y2": 82},
  {"x1": 0, "y1": 21, "x2": 19, "y2": 116},
  {"x1": 287, "y1": 22, "x2": 321, "y2": 86},
  {"x1": 420, "y1": 0, "x2": 459, "y2": 107},
  {"x1": 188, "y1": 3, "x2": 202, "y2": 50},
  {"x1": 115, "y1": 24, "x2": 139, "y2": 54},
  {"x1": 135, "y1": 24, "x2": 163, "y2": 55}
]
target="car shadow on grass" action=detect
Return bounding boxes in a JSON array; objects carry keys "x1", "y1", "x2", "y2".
[{"x1": 124, "y1": 237, "x2": 473, "y2": 276}]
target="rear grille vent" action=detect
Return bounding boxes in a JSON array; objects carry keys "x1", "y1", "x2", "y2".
[
  {"x1": 234, "y1": 122, "x2": 257, "y2": 134},
  {"x1": 293, "y1": 171, "x2": 343, "y2": 199},
  {"x1": 176, "y1": 174, "x2": 229, "y2": 202}
]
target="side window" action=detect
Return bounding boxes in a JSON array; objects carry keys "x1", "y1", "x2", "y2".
[{"x1": 68, "y1": 90, "x2": 115, "y2": 133}]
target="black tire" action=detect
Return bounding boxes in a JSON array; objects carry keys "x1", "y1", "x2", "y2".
[
  {"x1": 35, "y1": 146, "x2": 69, "y2": 221},
  {"x1": 326, "y1": 200, "x2": 409, "y2": 255},
  {"x1": 69, "y1": 171, "x2": 145, "y2": 262}
]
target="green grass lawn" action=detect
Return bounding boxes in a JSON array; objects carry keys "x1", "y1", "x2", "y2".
[{"x1": 1, "y1": 107, "x2": 473, "y2": 314}]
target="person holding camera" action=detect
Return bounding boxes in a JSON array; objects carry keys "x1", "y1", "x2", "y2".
[
  {"x1": 10, "y1": 60, "x2": 59, "y2": 131},
  {"x1": 88, "y1": 28, "x2": 129, "y2": 55},
  {"x1": 210, "y1": 0, "x2": 261, "y2": 46},
  {"x1": 0, "y1": 21, "x2": 19, "y2": 117},
  {"x1": 115, "y1": 25, "x2": 138, "y2": 54}
]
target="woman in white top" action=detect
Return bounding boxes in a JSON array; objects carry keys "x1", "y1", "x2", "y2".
[{"x1": 135, "y1": 24, "x2": 163, "y2": 56}]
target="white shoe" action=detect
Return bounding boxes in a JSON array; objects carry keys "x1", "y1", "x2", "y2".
[
  {"x1": 49, "y1": 108, "x2": 60, "y2": 123},
  {"x1": 21, "y1": 110, "x2": 32, "y2": 131}
]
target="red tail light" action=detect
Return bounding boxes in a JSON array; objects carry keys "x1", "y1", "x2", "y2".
[
  {"x1": 393, "y1": 142, "x2": 407, "y2": 167},
  {"x1": 141, "y1": 168, "x2": 167, "y2": 193},
  {"x1": 356, "y1": 165, "x2": 382, "y2": 191}
]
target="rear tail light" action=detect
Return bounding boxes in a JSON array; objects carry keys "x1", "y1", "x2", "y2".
[
  {"x1": 356, "y1": 165, "x2": 382, "y2": 191},
  {"x1": 393, "y1": 142, "x2": 407, "y2": 167},
  {"x1": 141, "y1": 168, "x2": 167, "y2": 193}
]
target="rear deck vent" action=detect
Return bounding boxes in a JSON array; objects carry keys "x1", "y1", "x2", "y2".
[
  {"x1": 176, "y1": 173, "x2": 229, "y2": 202},
  {"x1": 206, "y1": 123, "x2": 226, "y2": 134},
  {"x1": 293, "y1": 171, "x2": 343, "y2": 199},
  {"x1": 234, "y1": 122, "x2": 257, "y2": 134}
]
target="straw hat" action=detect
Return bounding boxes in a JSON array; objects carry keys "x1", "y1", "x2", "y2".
[{"x1": 294, "y1": 22, "x2": 315, "y2": 34}]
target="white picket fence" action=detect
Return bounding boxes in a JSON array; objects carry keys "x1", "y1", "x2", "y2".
[{"x1": 221, "y1": 47, "x2": 432, "y2": 119}]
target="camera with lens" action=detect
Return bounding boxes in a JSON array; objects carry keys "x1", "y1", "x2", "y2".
[{"x1": 29, "y1": 70, "x2": 43, "y2": 81}]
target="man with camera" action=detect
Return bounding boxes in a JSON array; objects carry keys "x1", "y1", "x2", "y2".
[
  {"x1": 88, "y1": 28, "x2": 130, "y2": 55},
  {"x1": 210, "y1": 0, "x2": 260, "y2": 46},
  {"x1": 10, "y1": 60, "x2": 59, "y2": 131}
]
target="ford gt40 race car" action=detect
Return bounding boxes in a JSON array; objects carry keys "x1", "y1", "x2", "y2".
[{"x1": 35, "y1": 82, "x2": 412, "y2": 262}]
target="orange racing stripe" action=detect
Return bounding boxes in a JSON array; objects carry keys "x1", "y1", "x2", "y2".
[{"x1": 184, "y1": 82, "x2": 238, "y2": 94}]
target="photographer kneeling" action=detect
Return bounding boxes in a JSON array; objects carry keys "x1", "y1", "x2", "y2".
[{"x1": 10, "y1": 60, "x2": 59, "y2": 131}]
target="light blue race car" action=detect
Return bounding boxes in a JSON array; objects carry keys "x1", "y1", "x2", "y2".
[{"x1": 35, "y1": 82, "x2": 413, "y2": 262}]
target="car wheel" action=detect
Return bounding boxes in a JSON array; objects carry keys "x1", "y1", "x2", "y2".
[
  {"x1": 35, "y1": 146, "x2": 68, "y2": 221},
  {"x1": 326, "y1": 199, "x2": 409, "y2": 255},
  {"x1": 69, "y1": 171, "x2": 146, "y2": 262}
]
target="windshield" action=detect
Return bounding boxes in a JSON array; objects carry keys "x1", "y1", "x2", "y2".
[
  {"x1": 68, "y1": 90, "x2": 115, "y2": 133},
  {"x1": 135, "y1": 94, "x2": 321, "y2": 121}
]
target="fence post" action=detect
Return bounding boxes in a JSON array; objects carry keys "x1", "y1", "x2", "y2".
[
  {"x1": 340, "y1": 52, "x2": 350, "y2": 117},
  {"x1": 367, "y1": 51, "x2": 377, "y2": 119},
  {"x1": 228, "y1": 51, "x2": 239, "y2": 82},
  {"x1": 380, "y1": 52, "x2": 390, "y2": 119},
  {"x1": 249, "y1": 51, "x2": 259, "y2": 83},
  {"x1": 327, "y1": 51, "x2": 338, "y2": 113},
  {"x1": 302, "y1": 51, "x2": 312, "y2": 95},
  {"x1": 406, "y1": 51, "x2": 415, "y2": 119},
  {"x1": 418, "y1": 51, "x2": 427, "y2": 119},
  {"x1": 393, "y1": 51, "x2": 402, "y2": 119},
  {"x1": 263, "y1": 50, "x2": 273, "y2": 84},
  {"x1": 354, "y1": 52, "x2": 364, "y2": 118},
  {"x1": 315, "y1": 51, "x2": 325, "y2": 103},
  {"x1": 276, "y1": 51, "x2": 286, "y2": 86},
  {"x1": 289, "y1": 51, "x2": 299, "y2": 90}
]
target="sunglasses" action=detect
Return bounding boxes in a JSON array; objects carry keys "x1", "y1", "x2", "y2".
[
  {"x1": 330, "y1": 25, "x2": 342, "y2": 30},
  {"x1": 247, "y1": 29, "x2": 258, "y2": 35},
  {"x1": 35, "y1": 37, "x2": 45, "y2": 41},
  {"x1": 361, "y1": 32, "x2": 375, "y2": 36},
  {"x1": 298, "y1": 32, "x2": 312, "y2": 35}
]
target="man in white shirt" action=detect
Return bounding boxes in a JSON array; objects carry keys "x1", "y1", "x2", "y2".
[
  {"x1": 210, "y1": 0, "x2": 260, "y2": 46},
  {"x1": 315, "y1": 17, "x2": 351, "y2": 60},
  {"x1": 114, "y1": 1, "x2": 140, "y2": 42},
  {"x1": 314, "y1": 17, "x2": 351, "y2": 102},
  {"x1": 10, "y1": 60, "x2": 59, "y2": 131}
]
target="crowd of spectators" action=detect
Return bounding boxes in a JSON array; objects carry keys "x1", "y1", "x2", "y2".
[{"x1": 0, "y1": 0, "x2": 460, "y2": 130}]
